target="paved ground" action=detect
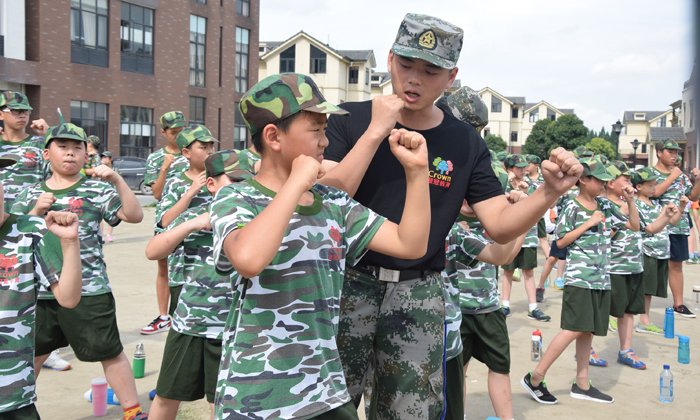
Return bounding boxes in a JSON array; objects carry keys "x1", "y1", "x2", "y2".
[{"x1": 34, "y1": 207, "x2": 700, "y2": 419}]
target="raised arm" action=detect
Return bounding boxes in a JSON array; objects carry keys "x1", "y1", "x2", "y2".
[
  {"x1": 622, "y1": 186, "x2": 640, "y2": 231},
  {"x1": 652, "y1": 167, "x2": 681, "y2": 198},
  {"x1": 93, "y1": 165, "x2": 143, "y2": 223},
  {"x1": 477, "y1": 231, "x2": 526, "y2": 266},
  {"x1": 644, "y1": 204, "x2": 676, "y2": 235},
  {"x1": 45, "y1": 212, "x2": 82, "y2": 309},
  {"x1": 151, "y1": 154, "x2": 176, "y2": 200},
  {"x1": 688, "y1": 169, "x2": 700, "y2": 202},
  {"x1": 556, "y1": 211, "x2": 602, "y2": 248},
  {"x1": 161, "y1": 172, "x2": 206, "y2": 228},
  {"x1": 146, "y1": 213, "x2": 210, "y2": 260}
]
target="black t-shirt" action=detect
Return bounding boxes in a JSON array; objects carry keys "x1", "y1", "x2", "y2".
[{"x1": 325, "y1": 100, "x2": 504, "y2": 271}]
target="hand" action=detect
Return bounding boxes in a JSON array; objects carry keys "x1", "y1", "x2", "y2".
[
  {"x1": 30, "y1": 118, "x2": 49, "y2": 137},
  {"x1": 665, "y1": 203, "x2": 679, "y2": 217},
  {"x1": 92, "y1": 164, "x2": 117, "y2": 183},
  {"x1": 45, "y1": 211, "x2": 79, "y2": 241},
  {"x1": 191, "y1": 212, "x2": 211, "y2": 231},
  {"x1": 506, "y1": 190, "x2": 528, "y2": 204},
  {"x1": 541, "y1": 148, "x2": 583, "y2": 197},
  {"x1": 367, "y1": 95, "x2": 404, "y2": 140},
  {"x1": 388, "y1": 129, "x2": 428, "y2": 172},
  {"x1": 161, "y1": 154, "x2": 175, "y2": 171},
  {"x1": 621, "y1": 185, "x2": 636, "y2": 201},
  {"x1": 507, "y1": 171, "x2": 516, "y2": 182},
  {"x1": 680, "y1": 195, "x2": 690, "y2": 208},
  {"x1": 289, "y1": 155, "x2": 325, "y2": 192},
  {"x1": 670, "y1": 166, "x2": 682, "y2": 180},
  {"x1": 587, "y1": 210, "x2": 604, "y2": 227},
  {"x1": 188, "y1": 171, "x2": 207, "y2": 195},
  {"x1": 517, "y1": 180, "x2": 529, "y2": 191},
  {"x1": 33, "y1": 192, "x2": 56, "y2": 215},
  {"x1": 691, "y1": 168, "x2": 700, "y2": 181}
]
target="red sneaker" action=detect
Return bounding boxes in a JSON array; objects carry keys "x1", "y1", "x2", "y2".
[{"x1": 140, "y1": 316, "x2": 171, "y2": 335}]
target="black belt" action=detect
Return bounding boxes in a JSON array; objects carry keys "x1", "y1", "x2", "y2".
[{"x1": 351, "y1": 263, "x2": 433, "y2": 281}]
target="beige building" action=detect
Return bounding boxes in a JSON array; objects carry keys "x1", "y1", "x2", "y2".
[
  {"x1": 259, "y1": 31, "x2": 375, "y2": 105},
  {"x1": 618, "y1": 109, "x2": 680, "y2": 167},
  {"x1": 681, "y1": 66, "x2": 697, "y2": 168}
]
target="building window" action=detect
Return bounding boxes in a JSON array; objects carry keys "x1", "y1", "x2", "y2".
[
  {"x1": 235, "y1": 27, "x2": 250, "y2": 94},
  {"x1": 120, "y1": 106, "x2": 155, "y2": 158},
  {"x1": 0, "y1": 35, "x2": 4, "y2": 57},
  {"x1": 512, "y1": 107, "x2": 518, "y2": 118},
  {"x1": 189, "y1": 97, "x2": 206, "y2": 124},
  {"x1": 237, "y1": 0, "x2": 250, "y2": 16},
  {"x1": 529, "y1": 110, "x2": 539, "y2": 122},
  {"x1": 190, "y1": 15, "x2": 206, "y2": 87},
  {"x1": 510, "y1": 132, "x2": 517, "y2": 142},
  {"x1": 120, "y1": 3, "x2": 154, "y2": 74},
  {"x1": 70, "y1": 0, "x2": 109, "y2": 67},
  {"x1": 279, "y1": 45, "x2": 295, "y2": 73},
  {"x1": 349, "y1": 66, "x2": 359, "y2": 84},
  {"x1": 234, "y1": 102, "x2": 248, "y2": 150},
  {"x1": 70, "y1": 100, "x2": 108, "y2": 151},
  {"x1": 657, "y1": 116, "x2": 667, "y2": 127},
  {"x1": 634, "y1": 113, "x2": 645, "y2": 120},
  {"x1": 491, "y1": 96, "x2": 502, "y2": 113},
  {"x1": 641, "y1": 144, "x2": 647, "y2": 153},
  {"x1": 547, "y1": 108, "x2": 556, "y2": 121},
  {"x1": 192, "y1": 0, "x2": 206, "y2": 3},
  {"x1": 309, "y1": 45, "x2": 326, "y2": 74},
  {"x1": 690, "y1": 100, "x2": 694, "y2": 128},
  {"x1": 483, "y1": 129, "x2": 490, "y2": 137},
  {"x1": 365, "y1": 68, "x2": 370, "y2": 85}
]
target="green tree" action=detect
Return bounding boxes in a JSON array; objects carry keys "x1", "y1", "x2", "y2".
[
  {"x1": 544, "y1": 114, "x2": 589, "y2": 151},
  {"x1": 484, "y1": 133, "x2": 507, "y2": 152},
  {"x1": 586, "y1": 137, "x2": 616, "y2": 160},
  {"x1": 522, "y1": 119, "x2": 554, "y2": 159}
]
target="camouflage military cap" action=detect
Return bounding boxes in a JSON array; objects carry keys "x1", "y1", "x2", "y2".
[
  {"x1": 594, "y1": 154, "x2": 609, "y2": 165},
  {"x1": 504, "y1": 154, "x2": 529, "y2": 169},
  {"x1": 0, "y1": 91, "x2": 33, "y2": 110},
  {"x1": 573, "y1": 146, "x2": 593, "y2": 158},
  {"x1": 675, "y1": 155, "x2": 683, "y2": 167},
  {"x1": 580, "y1": 157, "x2": 613, "y2": 181},
  {"x1": 176, "y1": 124, "x2": 219, "y2": 151},
  {"x1": 489, "y1": 149, "x2": 496, "y2": 160},
  {"x1": 441, "y1": 86, "x2": 488, "y2": 131},
  {"x1": 87, "y1": 135, "x2": 101, "y2": 146},
  {"x1": 655, "y1": 138, "x2": 682, "y2": 151},
  {"x1": 491, "y1": 160, "x2": 508, "y2": 192},
  {"x1": 605, "y1": 160, "x2": 632, "y2": 178},
  {"x1": 160, "y1": 111, "x2": 187, "y2": 130},
  {"x1": 101, "y1": 151, "x2": 113, "y2": 158},
  {"x1": 45, "y1": 123, "x2": 87, "y2": 144},
  {"x1": 392, "y1": 13, "x2": 463, "y2": 69},
  {"x1": 0, "y1": 157, "x2": 17, "y2": 169},
  {"x1": 495, "y1": 151, "x2": 509, "y2": 162},
  {"x1": 205, "y1": 150, "x2": 252, "y2": 181},
  {"x1": 525, "y1": 155, "x2": 541, "y2": 165},
  {"x1": 631, "y1": 167, "x2": 659, "y2": 186},
  {"x1": 240, "y1": 73, "x2": 349, "y2": 136}
]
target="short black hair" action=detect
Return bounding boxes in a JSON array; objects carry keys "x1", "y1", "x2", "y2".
[{"x1": 251, "y1": 111, "x2": 305, "y2": 153}]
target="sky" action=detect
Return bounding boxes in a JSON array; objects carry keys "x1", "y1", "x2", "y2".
[{"x1": 259, "y1": 0, "x2": 695, "y2": 133}]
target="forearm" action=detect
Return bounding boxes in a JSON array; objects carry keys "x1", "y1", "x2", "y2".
[
  {"x1": 689, "y1": 183, "x2": 700, "y2": 202},
  {"x1": 52, "y1": 239, "x2": 82, "y2": 309},
  {"x1": 162, "y1": 192, "x2": 195, "y2": 228},
  {"x1": 28, "y1": 207, "x2": 44, "y2": 217},
  {"x1": 626, "y1": 201, "x2": 640, "y2": 231},
  {"x1": 146, "y1": 221, "x2": 196, "y2": 260},
  {"x1": 114, "y1": 177, "x2": 143, "y2": 223},
  {"x1": 478, "y1": 236, "x2": 521, "y2": 266},
  {"x1": 151, "y1": 170, "x2": 169, "y2": 200},
  {"x1": 392, "y1": 168, "x2": 431, "y2": 258},
  {"x1": 85, "y1": 168, "x2": 95, "y2": 176},
  {"x1": 318, "y1": 132, "x2": 384, "y2": 196},
  {"x1": 670, "y1": 210, "x2": 683, "y2": 225},
  {"x1": 653, "y1": 176, "x2": 676, "y2": 197},
  {"x1": 556, "y1": 224, "x2": 590, "y2": 248},
  {"x1": 646, "y1": 214, "x2": 673, "y2": 234}
]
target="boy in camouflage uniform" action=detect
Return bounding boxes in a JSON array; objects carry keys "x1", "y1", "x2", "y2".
[
  {"x1": 649, "y1": 139, "x2": 700, "y2": 317},
  {"x1": 522, "y1": 157, "x2": 631, "y2": 405},
  {"x1": 0, "y1": 92, "x2": 50, "y2": 213},
  {"x1": 526, "y1": 155, "x2": 551, "y2": 268},
  {"x1": 146, "y1": 151, "x2": 249, "y2": 420},
  {"x1": 100, "y1": 151, "x2": 120, "y2": 242},
  {"x1": 0, "y1": 156, "x2": 82, "y2": 420},
  {"x1": 11, "y1": 123, "x2": 147, "y2": 420},
  {"x1": 210, "y1": 73, "x2": 432, "y2": 420},
  {"x1": 633, "y1": 167, "x2": 683, "y2": 334},
  {"x1": 142, "y1": 111, "x2": 190, "y2": 335},
  {"x1": 82, "y1": 135, "x2": 101, "y2": 177}
]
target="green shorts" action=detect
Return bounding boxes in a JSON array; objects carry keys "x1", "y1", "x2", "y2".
[
  {"x1": 610, "y1": 273, "x2": 645, "y2": 317},
  {"x1": 459, "y1": 310, "x2": 510, "y2": 374},
  {"x1": 537, "y1": 218, "x2": 547, "y2": 238},
  {"x1": 2, "y1": 404, "x2": 41, "y2": 420},
  {"x1": 561, "y1": 286, "x2": 610, "y2": 337},
  {"x1": 312, "y1": 401, "x2": 359, "y2": 420},
  {"x1": 155, "y1": 329, "x2": 222, "y2": 403},
  {"x1": 502, "y1": 247, "x2": 537, "y2": 271},
  {"x1": 643, "y1": 255, "x2": 669, "y2": 298},
  {"x1": 443, "y1": 356, "x2": 464, "y2": 420},
  {"x1": 168, "y1": 285, "x2": 183, "y2": 317},
  {"x1": 35, "y1": 293, "x2": 123, "y2": 362}
]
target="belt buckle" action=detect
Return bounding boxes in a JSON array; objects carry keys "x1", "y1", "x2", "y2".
[{"x1": 378, "y1": 267, "x2": 400, "y2": 283}]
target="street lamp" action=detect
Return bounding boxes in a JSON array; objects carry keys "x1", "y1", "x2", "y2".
[
  {"x1": 631, "y1": 139, "x2": 640, "y2": 170},
  {"x1": 539, "y1": 144, "x2": 545, "y2": 159},
  {"x1": 612, "y1": 120, "x2": 624, "y2": 160}
]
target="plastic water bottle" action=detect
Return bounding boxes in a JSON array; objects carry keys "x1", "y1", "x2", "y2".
[
  {"x1": 664, "y1": 308, "x2": 674, "y2": 339},
  {"x1": 660, "y1": 365, "x2": 673, "y2": 403},
  {"x1": 133, "y1": 343, "x2": 145, "y2": 379},
  {"x1": 677, "y1": 334, "x2": 690, "y2": 364},
  {"x1": 91, "y1": 377, "x2": 108, "y2": 416},
  {"x1": 531, "y1": 329, "x2": 543, "y2": 362},
  {"x1": 84, "y1": 388, "x2": 120, "y2": 405}
]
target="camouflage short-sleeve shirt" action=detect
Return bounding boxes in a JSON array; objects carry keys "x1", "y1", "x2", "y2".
[
  {"x1": 210, "y1": 179, "x2": 385, "y2": 420},
  {"x1": 0, "y1": 136, "x2": 49, "y2": 213},
  {"x1": 555, "y1": 197, "x2": 627, "y2": 290},
  {"x1": 506, "y1": 181, "x2": 539, "y2": 247},
  {"x1": 608, "y1": 200, "x2": 644, "y2": 274},
  {"x1": 80, "y1": 153, "x2": 99, "y2": 177},
  {"x1": 11, "y1": 178, "x2": 122, "y2": 297},
  {"x1": 637, "y1": 199, "x2": 671, "y2": 259},
  {"x1": 144, "y1": 148, "x2": 189, "y2": 186},
  {"x1": 651, "y1": 168, "x2": 692, "y2": 235},
  {"x1": 166, "y1": 208, "x2": 232, "y2": 340},
  {"x1": 0, "y1": 214, "x2": 62, "y2": 413}
]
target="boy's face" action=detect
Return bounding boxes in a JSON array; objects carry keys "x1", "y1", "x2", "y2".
[
  {"x1": 657, "y1": 148, "x2": 678, "y2": 167},
  {"x1": 636, "y1": 180, "x2": 656, "y2": 197},
  {"x1": 607, "y1": 175, "x2": 631, "y2": 196},
  {"x1": 508, "y1": 166, "x2": 526, "y2": 180},
  {"x1": 0, "y1": 108, "x2": 30, "y2": 131},
  {"x1": 101, "y1": 156, "x2": 112, "y2": 166},
  {"x1": 87, "y1": 143, "x2": 98, "y2": 153},
  {"x1": 162, "y1": 126, "x2": 185, "y2": 145},
  {"x1": 183, "y1": 141, "x2": 215, "y2": 167},
  {"x1": 581, "y1": 176, "x2": 606, "y2": 197},
  {"x1": 388, "y1": 52, "x2": 457, "y2": 113},
  {"x1": 278, "y1": 112, "x2": 329, "y2": 164},
  {"x1": 206, "y1": 174, "x2": 233, "y2": 196},
  {"x1": 43, "y1": 139, "x2": 86, "y2": 175},
  {"x1": 527, "y1": 163, "x2": 538, "y2": 175}
]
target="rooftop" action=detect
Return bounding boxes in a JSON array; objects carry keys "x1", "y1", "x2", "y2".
[{"x1": 650, "y1": 126, "x2": 686, "y2": 141}]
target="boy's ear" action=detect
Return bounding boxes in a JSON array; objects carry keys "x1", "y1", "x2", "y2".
[
  {"x1": 444, "y1": 67, "x2": 459, "y2": 90},
  {"x1": 161, "y1": 128, "x2": 166, "y2": 136},
  {"x1": 182, "y1": 147, "x2": 191, "y2": 159},
  {"x1": 42, "y1": 148, "x2": 50, "y2": 161},
  {"x1": 206, "y1": 177, "x2": 217, "y2": 194},
  {"x1": 262, "y1": 124, "x2": 282, "y2": 152}
]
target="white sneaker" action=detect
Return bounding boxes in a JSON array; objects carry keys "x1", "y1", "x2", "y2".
[{"x1": 42, "y1": 350, "x2": 71, "y2": 371}]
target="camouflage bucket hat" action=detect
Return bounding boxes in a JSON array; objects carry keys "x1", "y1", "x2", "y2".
[
  {"x1": 160, "y1": 111, "x2": 187, "y2": 130},
  {"x1": 525, "y1": 155, "x2": 541, "y2": 165},
  {"x1": 573, "y1": 146, "x2": 593, "y2": 158},
  {"x1": 605, "y1": 160, "x2": 631, "y2": 178},
  {"x1": 101, "y1": 151, "x2": 113, "y2": 158},
  {"x1": 176, "y1": 124, "x2": 219, "y2": 151},
  {"x1": 0, "y1": 91, "x2": 33, "y2": 110},
  {"x1": 205, "y1": 150, "x2": 252, "y2": 181},
  {"x1": 505, "y1": 154, "x2": 529, "y2": 169},
  {"x1": 580, "y1": 157, "x2": 613, "y2": 181},
  {"x1": 87, "y1": 135, "x2": 101, "y2": 147},
  {"x1": 655, "y1": 138, "x2": 682, "y2": 151},
  {"x1": 631, "y1": 167, "x2": 659, "y2": 186},
  {"x1": 240, "y1": 73, "x2": 349, "y2": 136},
  {"x1": 496, "y1": 151, "x2": 509, "y2": 162},
  {"x1": 391, "y1": 13, "x2": 463, "y2": 69},
  {"x1": 0, "y1": 157, "x2": 17, "y2": 169},
  {"x1": 491, "y1": 160, "x2": 508, "y2": 192},
  {"x1": 442, "y1": 86, "x2": 488, "y2": 131},
  {"x1": 45, "y1": 123, "x2": 87, "y2": 143}
]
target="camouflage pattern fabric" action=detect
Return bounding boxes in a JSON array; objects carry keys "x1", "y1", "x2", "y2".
[
  {"x1": 175, "y1": 124, "x2": 218, "y2": 151},
  {"x1": 205, "y1": 149, "x2": 253, "y2": 180},
  {"x1": 11, "y1": 178, "x2": 122, "y2": 297},
  {"x1": 165, "y1": 208, "x2": 232, "y2": 340},
  {"x1": 573, "y1": 146, "x2": 593, "y2": 158},
  {"x1": 650, "y1": 168, "x2": 692, "y2": 235},
  {"x1": 84, "y1": 153, "x2": 99, "y2": 171},
  {"x1": 631, "y1": 167, "x2": 659, "y2": 187},
  {"x1": 0, "y1": 92, "x2": 33, "y2": 110},
  {"x1": 211, "y1": 179, "x2": 385, "y2": 420},
  {"x1": 655, "y1": 138, "x2": 683, "y2": 152},
  {"x1": 0, "y1": 136, "x2": 49, "y2": 213},
  {"x1": 391, "y1": 13, "x2": 463, "y2": 69},
  {"x1": 159, "y1": 111, "x2": 187, "y2": 130},
  {"x1": 636, "y1": 199, "x2": 671, "y2": 259},
  {"x1": 555, "y1": 187, "x2": 579, "y2": 218},
  {"x1": 437, "y1": 86, "x2": 488, "y2": 132},
  {"x1": 86, "y1": 135, "x2": 101, "y2": 147},
  {"x1": 144, "y1": 148, "x2": 189, "y2": 187},
  {"x1": 44, "y1": 123, "x2": 87, "y2": 144},
  {"x1": 555, "y1": 197, "x2": 628, "y2": 290},
  {"x1": 0, "y1": 214, "x2": 62, "y2": 413},
  {"x1": 504, "y1": 154, "x2": 529, "y2": 169},
  {"x1": 240, "y1": 73, "x2": 349, "y2": 136},
  {"x1": 506, "y1": 181, "x2": 539, "y2": 247},
  {"x1": 495, "y1": 151, "x2": 508, "y2": 162},
  {"x1": 524, "y1": 172, "x2": 544, "y2": 188},
  {"x1": 607, "y1": 200, "x2": 644, "y2": 274},
  {"x1": 491, "y1": 160, "x2": 508, "y2": 192}
]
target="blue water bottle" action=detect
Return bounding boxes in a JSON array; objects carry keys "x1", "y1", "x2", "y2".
[
  {"x1": 677, "y1": 334, "x2": 690, "y2": 364},
  {"x1": 664, "y1": 308, "x2": 674, "y2": 339}
]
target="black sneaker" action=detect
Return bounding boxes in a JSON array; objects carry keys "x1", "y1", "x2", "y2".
[
  {"x1": 536, "y1": 287, "x2": 545, "y2": 302},
  {"x1": 674, "y1": 304, "x2": 697, "y2": 318},
  {"x1": 570, "y1": 381, "x2": 614, "y2": 403},
  {"x1": 521, "y1": 372, "x2": 558, "y2": 404}
]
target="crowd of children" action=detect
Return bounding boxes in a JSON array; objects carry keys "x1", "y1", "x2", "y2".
[{"x1": 1, "y1": 11, "x2": 699, "y2": 420}]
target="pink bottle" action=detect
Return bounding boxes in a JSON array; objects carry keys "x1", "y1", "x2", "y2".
[{"x1": 91, "y1": 377, "x2": 108, "y2": 417}]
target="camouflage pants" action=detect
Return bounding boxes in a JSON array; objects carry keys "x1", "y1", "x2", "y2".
[{"x1": 338, "y1": 268, "x2": 446, "y2": 420}]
